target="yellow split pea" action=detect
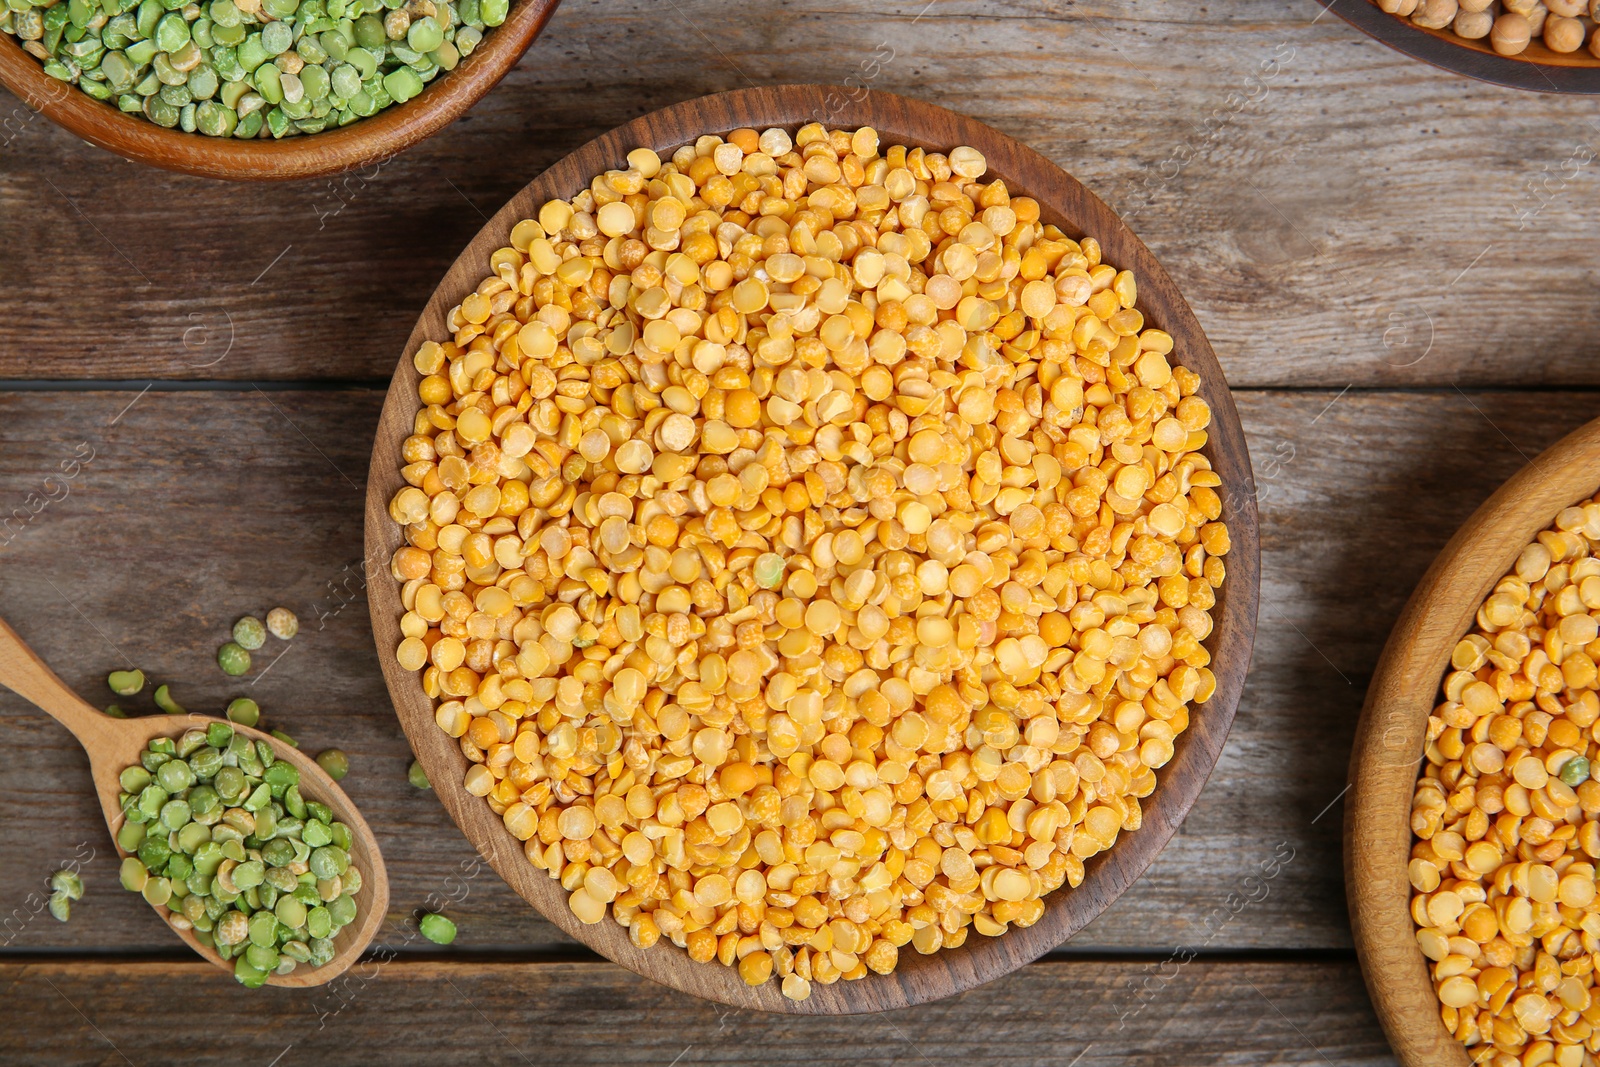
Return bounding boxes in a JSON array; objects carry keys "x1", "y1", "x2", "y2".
[
  {"x1": 387, "y1": 123, "x2": 1229, "y2": 1001},
  {"x1": 1412, "y1": 494, "x2": 1600, "y2": 1065}
]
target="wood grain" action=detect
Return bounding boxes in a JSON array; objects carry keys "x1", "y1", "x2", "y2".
[
  {"x1": 5, "y1": 1, "x2": 1600, "y2": 385},
  {"x1": 3, "y1": 387, "x2": 1596, "y2": 961},
  {"x1": 0, "y1": 387, "x2": 597, "y2": 959},
  {"x1": 6, "y1": 0, "x2": 1589, "y2": 1056},
  {"x1": 363, "y1": 84, "x2": 1261, "y2": 1014},
  {"x1": 1349, "y1": 414, "x2": 1600, "y2": 1067},
  {"x1": 0, "y1": 0, "x2": 563, "y2": 180},
  {"x1": 0, "y1": 958, "x2": 1396, "y2": 1066},
  {"x1": 0, "y1": 616, "x2": 389, "y2": 986}
]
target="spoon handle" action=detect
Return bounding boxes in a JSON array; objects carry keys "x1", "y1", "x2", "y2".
[{"x1": 0, "y1": 615, "x2": 109, "y2": 743}]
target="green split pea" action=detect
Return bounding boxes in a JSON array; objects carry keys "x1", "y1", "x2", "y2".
[
  {"x1": 218, "y1": 641, "x2": 251, "y2": 676},
  {"x1": 418, "y1": 912, "x2": 454, "y2": 944},
  {"x1": 233, "y1": 616, "x2": 267, "y2": 651},
  {"x1": 0, "y1": 0, "x2": 507, "y2": 139},
  {"x1": 48, "y1": 869, "x2": 83, "y2": 922},
  {"x1": 116, "y1": 723, "x2": 364, "y2": 987},
  {"x1": 108, "y1": 669, "x2": 144, "y2": 696},
  {"x1": 154, "y1": 684, "x2": 185, "y2": 715}
]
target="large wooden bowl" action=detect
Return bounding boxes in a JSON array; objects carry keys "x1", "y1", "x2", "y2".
[
  {"x1": 364, "y1": 85, "x2": 1262, "y2": 1013},
  {"x1": 1349, "y1": 414, "x2": 1600, "y2": 1064},
  {"x1": 1328, "y1": 0, "x2": 1600, "y2": 93},
  {"x1": 0, "y1": 0, "x2": 561, "y2": 181}
]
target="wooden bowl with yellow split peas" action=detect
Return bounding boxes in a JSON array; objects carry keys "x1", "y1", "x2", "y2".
[
  {"x1": 365, "y1": 85, "x2": 1261, "y2": 1014},
  {"x1": 1352, "y1": 414, "x2": 1600, "y2": 1065}
]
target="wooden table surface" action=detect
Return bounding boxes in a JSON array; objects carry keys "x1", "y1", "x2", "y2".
[{"x1": 2, "y1": 0, "x2": 1593, "y2": 1062}]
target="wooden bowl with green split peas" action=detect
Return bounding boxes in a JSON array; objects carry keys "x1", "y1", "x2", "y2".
[
  {"x1": 0, "y1": 0, "x2": 561, "y2": 181},
  {"x1": 365, "y1": 85, "x2": 1262, "y2": 1014}
]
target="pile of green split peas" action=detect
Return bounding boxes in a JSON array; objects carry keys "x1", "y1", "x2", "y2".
[
  {"x1": 116, "y1": 723, "x2": 364, "y2": 987},
  {"x1": 0, "y1": 0, "x2": 508, "y2": 137}
]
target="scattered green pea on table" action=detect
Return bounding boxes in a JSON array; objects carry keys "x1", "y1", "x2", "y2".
[
  {"x1": 107, "y1": 669, "x2": 144, "y2": 696},
  {"x1": 0, "y1": 0, "x2": 508, "y2": 139},
  {"x1": 232, "y1": 616, "x2": 267, "y2": 651},
  {"x1": 226, "y1": 697, "x2": 260, "y2": 727},
  {"x1": 153, "y1": 684, "x2": 185, "y2": 715},
  {"x1": 217, "y1": 641, "x2": 251, "y2": 676},
  {"x1": 315, "y1": 748, "x2": 348, "y2": 780},
  {"x1": 51, "y1": 869, "x2": 84, "y2": 900},
  {"x1": 48, "y1": 869, "x2": 83, "y2": 922},
  {"x1": 418, "y1": 912, "x2": 455, "y2": 944},
  {"x1": 407, "y1": 759, "x2": 430, "y2": 790}
]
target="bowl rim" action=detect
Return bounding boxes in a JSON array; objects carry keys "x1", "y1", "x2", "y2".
[
  {"x1": 1347, "y1": 413, "x2": 1600, "y2": 1066},
  {"x1": 1326, "y1": 0, "x2": 1600, "y2": 94},
  {"x1": 0, "y1": 0, "x2": 562, "y2": 181},
  {"x1": 364, "y1": 83, "x2": 1261, "y2": 1014}
]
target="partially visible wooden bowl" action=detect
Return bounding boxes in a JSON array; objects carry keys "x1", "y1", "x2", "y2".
[
  {"x1": 365, "y1": 84, "x2": 1261, "y2": 1013},
  {"x1": 0, "y1": 0, "x2": 561, "y2": 181},
  {"x1": 1328, "y1": 0, "x2": 1600, "y2": 93},
  {"x1": 1349, "y1": 414, "x2": 1600, "y2": 1065}
]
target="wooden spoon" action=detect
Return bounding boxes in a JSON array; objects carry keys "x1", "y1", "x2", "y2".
[{"x1": 0, "y1": 615, "x2": 388, "y2": 987}]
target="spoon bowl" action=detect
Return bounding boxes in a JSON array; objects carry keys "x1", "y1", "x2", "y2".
[{"x1": 0, "y1": 616, "x2": 388, "y2": 987}]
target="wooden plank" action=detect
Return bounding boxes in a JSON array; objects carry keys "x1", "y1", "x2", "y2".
[
  {"x1": 2, "y1": 387, "x2": 1595, "y2": 959},
  {"x1": 0, "y1": 958, "x2": 1395, "y2": 1065},
  {"x1": 0, "y1": 387, "x2": 581, "y2": 956},
  {"x1": 1, "y1": 1, "x2": 1599, "y2": 385}
]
